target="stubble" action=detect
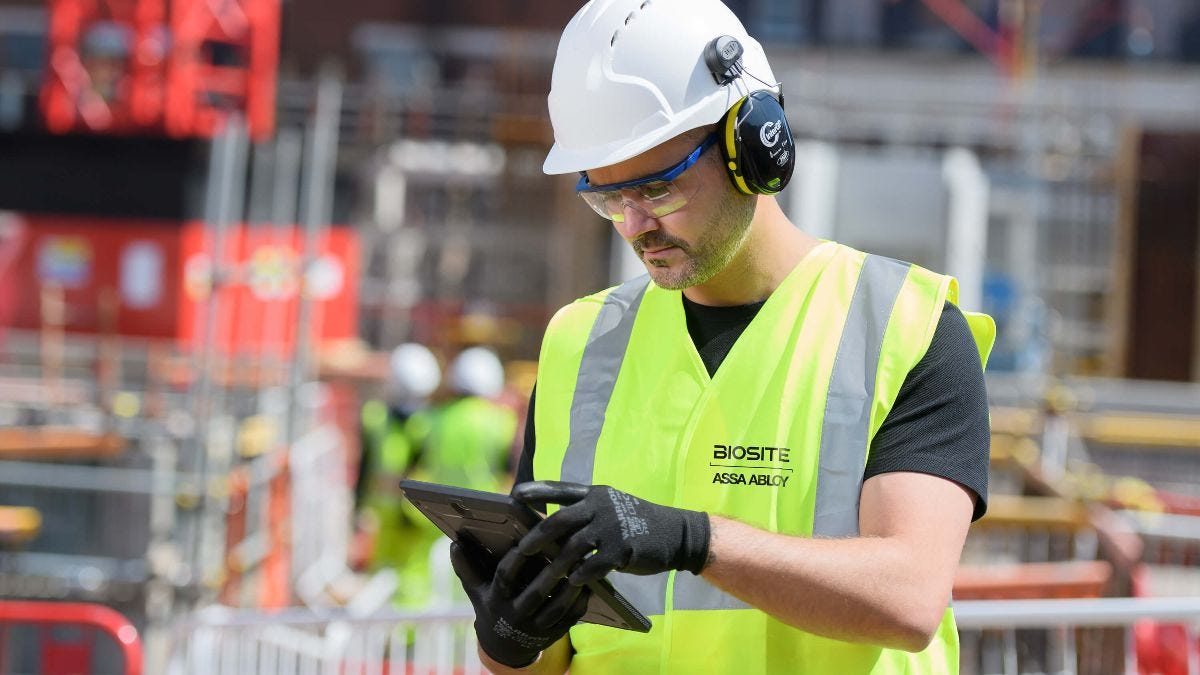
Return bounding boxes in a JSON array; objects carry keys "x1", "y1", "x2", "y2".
[{"x1": 642, "y1": 184, "x2": 757, "y2": 291}]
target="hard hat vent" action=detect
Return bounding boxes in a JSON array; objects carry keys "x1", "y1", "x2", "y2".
[{"x1": 610, "y1": 1, "x2": 653, "y2": 50}]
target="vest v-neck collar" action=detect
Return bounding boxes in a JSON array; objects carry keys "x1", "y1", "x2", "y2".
[{"x1": 649, "y1": 240, "x2": 837, "y2": 386}]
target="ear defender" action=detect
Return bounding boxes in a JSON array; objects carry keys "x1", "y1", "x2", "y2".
[{"x1": 704, "y1": 36, "x2": 795, "y2": 196}]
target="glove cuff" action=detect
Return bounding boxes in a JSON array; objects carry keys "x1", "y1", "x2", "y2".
[
  {"x1": 476, "y1": 621, "x2": 540, "y2": 669},
  {"x1": 479, "y1": 641, "x2": 539, "y2": 670},
  {"x1": 679, "y1": 509, "x2": 711, "y2": 574}
]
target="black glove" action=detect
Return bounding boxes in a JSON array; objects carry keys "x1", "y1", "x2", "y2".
[
  {"x1": 450, "y1": 536, "x2": 591, "y2": 669},
  {"x1": 510, "y1": 481, "x2": 709, "y2": 609}
]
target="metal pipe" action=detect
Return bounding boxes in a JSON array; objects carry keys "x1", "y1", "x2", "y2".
[
  {"x1": 0, "y1": 460, "x2": 205, "y2": 496},
  {"x1": 287, "y1": 65, "x2": 343, "y2": 446},
  {"x1": 189, "y1": 116, "x2": 249, "y2": 597},
  {"x1": 955, "y1": 596, "x2": 1200, "y2": 628},
  {"x1": 258, "y1": 128, "x2": 303, "y2": 416},
  {"x1": 1120, "y1": 510, "x2": 1200, "y2": 542},
  {"x1": 183, "y1": 606, "x2": 476, "y2": 629},
  {"x1": 207, "y1": 116, "x2": 250, "y2": 434}
]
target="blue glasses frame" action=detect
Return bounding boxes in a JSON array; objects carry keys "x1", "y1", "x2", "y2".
[{"x1": 575, "y1": 133, "x2": 718, "y2": 193}]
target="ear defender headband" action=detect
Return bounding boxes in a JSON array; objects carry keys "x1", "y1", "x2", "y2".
[{"x1": 704, "y1": 35, "x2": 795, "y2": 196}]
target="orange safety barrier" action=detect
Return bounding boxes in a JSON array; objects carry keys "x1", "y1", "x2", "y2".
[
  {"x1": 218, "y1": 450, "x2": 292, "y2": 610},
  {"x1": 0, "y1": 601, "x2": 142, "y2": 675},
  {"x1": 954, "y1": 560, "x2": 1113, "y2": 600}
]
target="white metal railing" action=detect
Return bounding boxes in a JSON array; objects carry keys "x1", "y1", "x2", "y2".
[
  {"x1": 955, "y1": 597, "x2": 1200, "y2": 675},
  {"x1": 167, "y1": 605, "x2": 482, "y2": 675},
  {"x1": 168, "y1": 597, "x2": 1200, "y2": 675},
  {"x1": 290, "y1": 425, "x2": 355, "y2": 609}
]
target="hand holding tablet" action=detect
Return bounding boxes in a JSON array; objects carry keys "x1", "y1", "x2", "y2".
[
  {"x1": 398, "y1": 479, "x2": 652, "y2": 633},
  {"x1": 448, "y1": 536, "x2": 589, "y2": 668}
]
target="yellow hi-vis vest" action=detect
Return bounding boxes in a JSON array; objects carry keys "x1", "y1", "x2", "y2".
[{"x1": 533, "y1": 242, "x2": 995, "y2": 674}]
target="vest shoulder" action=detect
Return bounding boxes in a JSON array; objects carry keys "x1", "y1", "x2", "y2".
[
  {"x1": 825, "y1": 242, "x2": 955, "y2": 294},
  {"x1": 905, "y1": 260, "x2": 953, "y2": 283},
  {"x1": 823, "y1": 240, "x2": 942, "y2": 274},
  {"x1": 544, "y1": 283, "x2": 623, "y2": 334},
  {"x1": 571, "y1": 284, "x2": 620, "y2": 309},
  {"x1": 537, "y1": 285, "x2": 627, "y2": 392},
  {"x1": 831, "y1": 243, "x2": 933, "y2": 275}
]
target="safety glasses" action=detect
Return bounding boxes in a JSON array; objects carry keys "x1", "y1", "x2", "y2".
[{"x1": 576, "y1": 133, "x2": 717, "y2": 222}]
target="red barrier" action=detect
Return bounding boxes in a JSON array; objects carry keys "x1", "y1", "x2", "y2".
[
  {"x1": 0, "y1": 601, "x2": 142, "y2": 675},
  {"x1": 3, "y1": 215, "x2": 360, "y2": 352},
  {"x1": 1132, "y1": 566, "x2": 1198, "y2": 675}
]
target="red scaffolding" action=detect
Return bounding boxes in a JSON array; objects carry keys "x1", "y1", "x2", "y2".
[
  {"x1": 40, "y1": 0, "x2": 278, "y2": 139},
  {"x1": 164, "y1": 0, "x2": 279, "y2": 140},
  {"x1": 40, "y1": 0, "x2": 168, "y2": 134}
]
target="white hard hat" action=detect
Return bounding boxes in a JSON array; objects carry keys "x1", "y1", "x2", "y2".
[
  {"x1": 448, "y1": 347, "x2": 505, "y2": 398},
  {"x1": 543, "y1": 0, "x2": 776, "y2": 175},
  {"x1": 388, "y1": 343, "x2": 441, "y2": 401}
]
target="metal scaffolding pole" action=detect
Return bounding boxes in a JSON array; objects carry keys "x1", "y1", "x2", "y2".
[
  {"x1": 188, "y1": 115, "x2": 249, "y2": 600},
  {"x1": 287, "y1": 67, "x2": 343, "y2": 446}
]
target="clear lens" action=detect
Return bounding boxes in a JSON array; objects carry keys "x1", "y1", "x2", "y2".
[
  {"x1": 578, "y1": 180, "x2": 696, "y2": 223},
  {"x1": 637, "y1": 182, "x2": 672, "y2": 201}
]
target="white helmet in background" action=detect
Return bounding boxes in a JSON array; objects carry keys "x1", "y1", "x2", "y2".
[
  {"x1": 387, "y1": 343, "x2": 441, "y2": 404},
  {"x1": 543, "y1": 0, "x2": 777, "y2": 175},
  {"x1": 448, "y1": 347, "x2": 505, "y2": 398}
]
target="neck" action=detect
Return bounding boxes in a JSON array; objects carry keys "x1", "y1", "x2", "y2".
[{"x1": 682, "y1": 196, "x2": 820, "y2": 307}]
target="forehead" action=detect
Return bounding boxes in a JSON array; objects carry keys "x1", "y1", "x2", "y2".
[{"x1": 586, "y1": 132, "x2": 708, "y2": 185}]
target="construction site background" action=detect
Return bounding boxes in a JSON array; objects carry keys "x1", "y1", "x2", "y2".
[{"x1": 0, "y1": 1, "x2": 1199, "y2": 673}]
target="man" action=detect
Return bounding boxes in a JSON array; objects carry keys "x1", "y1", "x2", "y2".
[
  {"x1": 369, "y1": 343, "x2": 516, "y2": 607},
  {"x1": 406, "y1": 346, "x2": 517, "y2": 496},
  {"x1": 356, "y1": 342, "x2": 440, "y2": 606},
  {"x1": 449, "y1": 1, "x2": 995, "y2": 672}
]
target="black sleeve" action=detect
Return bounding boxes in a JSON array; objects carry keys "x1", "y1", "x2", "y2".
[
  {"x1": 514, "y1": 386, "x2": 537, "y2": 486},
  {"x1": 864, "y1": 302, "x2": 990, "y2": 521}
]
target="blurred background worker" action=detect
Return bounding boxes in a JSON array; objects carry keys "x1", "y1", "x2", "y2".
[
  {"x1": 407, "y1": 346, "x2": 517, "y2": 495},
  {"x1": 355, "y1": 342, "x2": 441, "y2": 604},
  {"x1": 376, "y1": 345, "x2": 517, "y2": 608}
]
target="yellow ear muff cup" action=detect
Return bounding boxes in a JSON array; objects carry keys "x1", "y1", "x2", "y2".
[{"x1": 717, "y1": 95, "x2": 754, "y2": 195}]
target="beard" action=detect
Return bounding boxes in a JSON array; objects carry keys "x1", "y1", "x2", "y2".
[{"x1": 635, "y1": 185, "x2": 757, "y2": 291}]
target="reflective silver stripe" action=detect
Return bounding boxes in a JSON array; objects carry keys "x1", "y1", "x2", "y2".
[
  {"x1": 561, "y1": 276, "x2": 651, "y2": 486},
  {"x1": 812, "y1": 255, "x2": 910, "y2": 538},
  {"x1": 559, "y1": 276, "x2": 662, "y2": 613},
  {"x1": 673, "y1": 571, "x2": 750, "y2": 611},
  {"x1": 609, "y1": 571, "x2": 668, "y2": 617}
]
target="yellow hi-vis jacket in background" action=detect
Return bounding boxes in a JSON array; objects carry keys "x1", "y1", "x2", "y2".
[
  {"x1": 361, "y1": 396, "x2": 516, "y2": 608},
  {"x1": 533, "y1": 241, "x2": 995, "y2": 674}
]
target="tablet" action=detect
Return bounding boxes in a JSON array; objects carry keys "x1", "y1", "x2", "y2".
[{"x1": 399, "y1": 479, "x2": 652, "y2": 633}]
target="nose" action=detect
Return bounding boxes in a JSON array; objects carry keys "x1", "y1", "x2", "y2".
[{"x1": 613, "y1": 202, "x2": 658, "y2": 241}]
